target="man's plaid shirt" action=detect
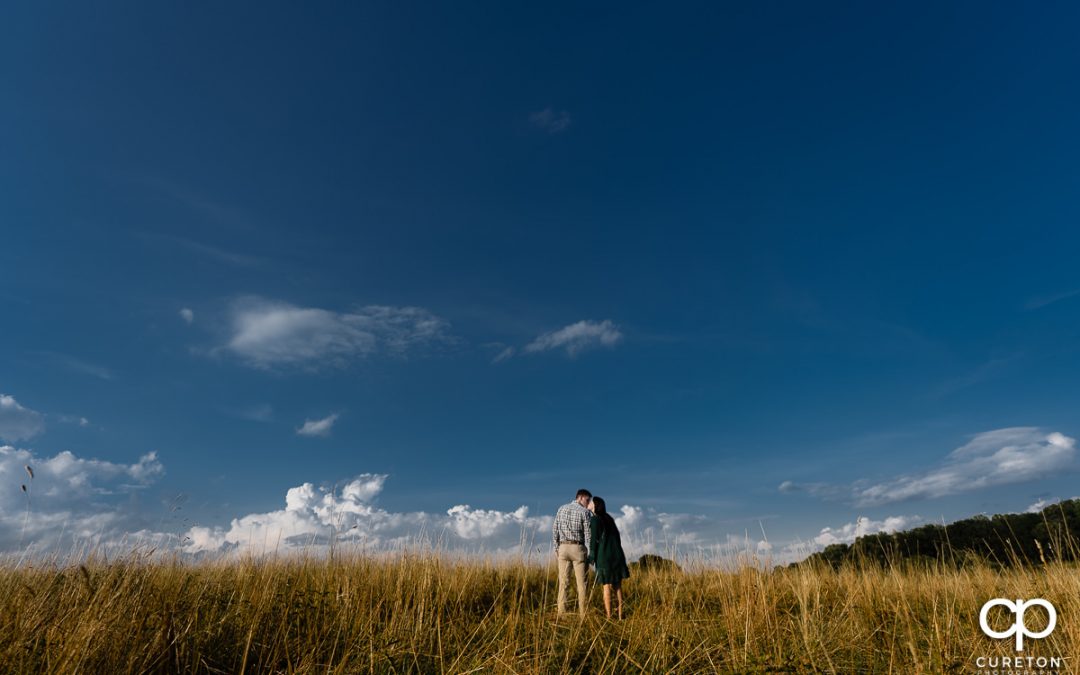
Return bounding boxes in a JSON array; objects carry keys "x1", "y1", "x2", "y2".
[{"x1": 552, "y1": 501, "x2": 592, "y2": 553}]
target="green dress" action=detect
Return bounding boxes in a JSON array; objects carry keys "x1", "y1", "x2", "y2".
[{"x1": 589, "y1": 516, "x2": 630, "y2": 586}]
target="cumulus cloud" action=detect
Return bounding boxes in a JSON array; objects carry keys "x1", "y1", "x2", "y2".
[
  {"x1": 297, "y1": 414, "x2": 339, "y2": 438},
  {"x1": 614, "y1": 504, "x2": 710, "y2": 553},
  {"x1": 57, "y1": 415, "x2": 91, "y2": 427},
  {"x1": 1027, "y1": 498, "x2": 1050, "y2": 513},
  {"x1": 780, "y1": 427, "x2": 1076, "y2": 507},
  {"x1": 220, "y1": 297, "x2": 452, "y2": 370},
  {"x1": 0, "y1": 445, "x2": 167, "y2": 554},
  {"x1": 529, "y1": 107, "x2": 571, "y2": 134},
  {"x1": 184, "y1": 486, "x2": 782, "y2": 564},
  {"x1": 446, "y1": 505, "x2": 533, "y2": 540},
  {"x1": 812, "y1": 515, "x2": 920, "y2": 547},
  {"x1": 605, "y1": 504, "x2": 789, "y2": 568},
  {"x1": 32, "y1": 448, "x2": 163, "y2": 495},
  {"x1": 0, "y1": 394, "x2": 45, "y2": 442},
  {"x1": 0, "y1": 447, "x2": 824, "y2": 567},
  {"x1": 522, "y1": 320, "x2": 623, "y2": 358},
  {"x1": 183, "y1": 475, "x2": 553, "y2": 556},
  {"x1": 179, "y1": 308, "x2": 195, "y2": 324}
]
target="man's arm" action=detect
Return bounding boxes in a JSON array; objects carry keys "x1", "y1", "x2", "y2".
[
  {"x1": 552, "y1": 507, "x2": 560, "y2": 553},
  {"x1": 582, "y1": 508, "x2": 592, "y2": 554}
]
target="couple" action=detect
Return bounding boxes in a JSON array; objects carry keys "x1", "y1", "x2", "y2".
[{"x1": 552, "y1": 488, "x2": 630, "y2": 619}]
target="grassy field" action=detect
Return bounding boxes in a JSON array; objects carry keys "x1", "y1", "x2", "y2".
[{"x1": 0, "y1": 548, "x2": 1073, "y2": 674}]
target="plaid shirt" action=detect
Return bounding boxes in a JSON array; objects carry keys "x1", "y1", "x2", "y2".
[{"x1": 552, "y1": 501, "x2": 592, "y2": 553}]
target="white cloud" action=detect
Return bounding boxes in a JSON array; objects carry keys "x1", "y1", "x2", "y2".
[
  {"x1": 1026, "y1": 496, "x2": 1080, "y2": 513},
  {"x1": 0, "y1": 394, "x2": 45, "y2": 442},
  {"x1": 182, "y1": 479, "x2": 782, "y2": 562},
  {"x1": 32, "y1": 448, "x2": 164, "y2": 494},
  {"x1": 0, "y1": 448, "x2": 815, "y2": 567},
  {"x1": 812, "y1": 515, "x2": 920, "y2": 547},
  {"x1": 183, "y1": 475, "x2": 553, "y2": 556},
  {"x1": 221, "y1": 297, "x2": 452, "y2": 370},
  {"x1": 1027, "y1": 498, "x2": 1050, "y2": 513},
  {"x1": 297, "y1": 414, "x2": 339, "y2": 438},
  {"x1": 523, "y1": 320, "x2": 623, "y2": 358},
  {"x1": 606, "y1": 505, "x2": 785, "y2": 568},
  {"x1": 0, "y1": 445, "x2": 166, "y2": 555},
  {"x1": 491, "y1": 346, "x2": 515, "y2": 364},
  {"x1": 740, "y1": 514, "x2": 926, "y2": 565},
  {"x1": 853, "y1": 428, "x2": 1075, "y2": 507},
  {"x1": 781, "y1": 427, "x2": 1076, "y2": 507},
  {"x1": 445, "y1": 505, "x2": 532, "y2": 540},
  {"x1": 614, "y1": 504, "x2": 709, "y2": 553},
  {"x1": 529, "y1": 107, "x2": 571, "y2": 134},
  {"x1": 184, "y1": 482, "x2": 784, "y2": 564},
  {"x1": 179, "y1": 308, "x2": 195, "y2": 324},
  {"x1": 57, "y1": 414, "x2": 91, "y2": 427}
]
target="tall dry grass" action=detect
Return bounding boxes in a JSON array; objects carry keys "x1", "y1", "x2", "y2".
[{"x1": 0, "y1": 547, "x2": 1074, "y2": 673}]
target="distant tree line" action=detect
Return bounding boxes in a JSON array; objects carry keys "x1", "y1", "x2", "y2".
[{"x1": 796, "y1": 500, "x2": 1080, "y2": 569}]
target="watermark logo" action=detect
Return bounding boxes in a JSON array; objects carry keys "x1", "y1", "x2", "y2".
[{"x1": 979, "y1": 598, "x2": 1057, "y2": 652}]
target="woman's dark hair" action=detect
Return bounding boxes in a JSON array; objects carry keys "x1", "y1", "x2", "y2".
[{"x1": 591, "y1": 496, "x2": 619, "y2": 536}]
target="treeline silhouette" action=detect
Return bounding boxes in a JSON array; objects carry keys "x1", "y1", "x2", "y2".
[{"x1": 798, "y1": 499, "x2": 1080, "y2": 568}]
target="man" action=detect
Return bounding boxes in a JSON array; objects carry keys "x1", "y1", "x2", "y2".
[{"x1": 553, "y1": 488, "x2": 593, "y2": 615}]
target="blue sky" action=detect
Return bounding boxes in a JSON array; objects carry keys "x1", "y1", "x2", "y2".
[{"x1": 3, "y1": 2, "x2": 1080, "y2": 560}]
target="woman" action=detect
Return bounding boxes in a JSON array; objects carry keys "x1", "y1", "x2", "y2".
[{"x1": 588, "y1": 496, "x2": 630, "y2": 619}]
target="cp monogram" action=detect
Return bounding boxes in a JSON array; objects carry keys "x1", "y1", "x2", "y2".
[{"x1": 979, "y1": 598, "x2": 1057, "y2": 652}]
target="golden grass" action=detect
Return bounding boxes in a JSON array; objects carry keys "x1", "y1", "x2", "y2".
[{"x1": 0, "y1": 549, "x2": 1074, "y2": 673}]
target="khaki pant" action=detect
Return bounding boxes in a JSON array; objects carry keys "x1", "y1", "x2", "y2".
[{"x1": 557, "y1": 542, "x2": 588, "y2": 615}]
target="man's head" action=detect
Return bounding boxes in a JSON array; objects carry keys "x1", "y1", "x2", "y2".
[{"x1": 575, "y1": 489, "x2": 592, "y2": 508}]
